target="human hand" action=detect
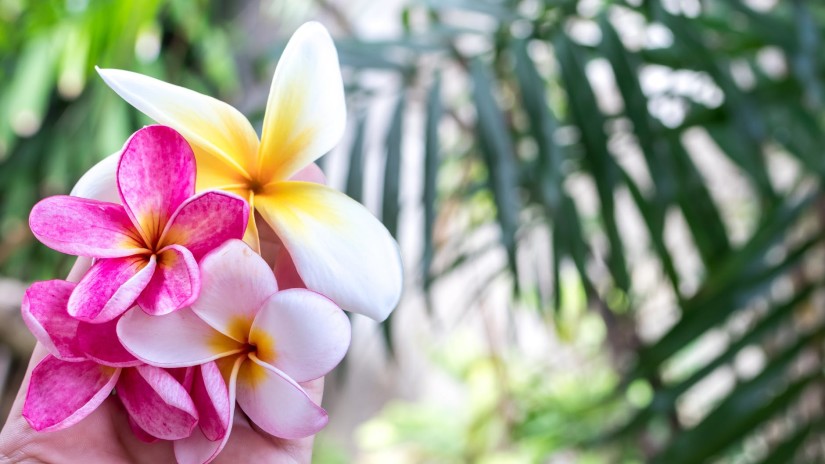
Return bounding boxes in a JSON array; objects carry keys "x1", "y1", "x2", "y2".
[{"x1": 0, "y1": 259, "x2": 323, "y2": 464}]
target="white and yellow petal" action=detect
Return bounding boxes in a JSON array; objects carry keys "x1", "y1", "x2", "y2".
[
  {"x1": 117, "y1": 307, "x2": 243, "y2": 367},
  {"x1": 96, "y1": 67, "x2": 258, "y2": 185},
  {"x1": 257, "y1": 22, "x2": 346, "y2": 182},
  {"x1": 190, "y1": 239, "x2": 279, "y2": 341},
  {"x1": 256, "y1": 182, "x2": 403, "y2": 321}
]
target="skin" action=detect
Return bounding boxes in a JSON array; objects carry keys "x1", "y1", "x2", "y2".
[{"x1": 0, "y1": 224, "x2": 324, "y2": 464}]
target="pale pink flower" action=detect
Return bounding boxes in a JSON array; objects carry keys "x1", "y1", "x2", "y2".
[{"x1": 118, "y1": 239, "x2": 351, "y2": 463}]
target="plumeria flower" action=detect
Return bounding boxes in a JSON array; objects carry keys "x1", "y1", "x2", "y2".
[
  {"x1": 96, "y1": 21, "x2": 402, "y2": 321},
  {"x1": 28, "y1": 125, "x2": 249, "y2": 322},
  {"x1": 20, "y1": 280, "x2": 228, "y2": 442},
  {"x1": 117, "y1": 239, "x2": 351, "y2": 462}
]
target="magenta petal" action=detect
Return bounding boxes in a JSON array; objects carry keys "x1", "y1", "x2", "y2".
[
  {"x1": 173, "y1": 357, "x2": 243, "y2": 464},
  {"x1": 29, "y1": 196, "x2": 144, "y2": 258},
  {"x1": 68, "y1": 255, "x2": 157, "y2": 323},
  {"x1": 192, "y1": 362, "x2": 230, "y2": 441},
  {"x1": 117, "y1": 125, "x2": 196, "y2": 242},
  {"x1": 169, "y1": 367, "x2": 196, "y2": 391},
  {"x1": 21, "y1": 280, "x2": 84, "y2": 361},
  {"x1": 117, "y1": 365, "x2": 199, "y2": 440},
  {"x1": 77, "y1": 318, "x2": 142, "y2": 367},
  {"x1": 160, "y1": 191, "x2": 249, "y2": 261},
  {"x1": 136, "y1": 245, "x2": 200, "y2": 316},
  {"x1": 128, "y1": 415, "x2": 160, "y2": 443},
  {"x1": 23, "y1": 356, "x2": 120, "y2": 432}
]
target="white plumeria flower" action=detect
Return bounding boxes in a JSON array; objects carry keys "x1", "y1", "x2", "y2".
[{"x1": 83, "y1": 22, "x2": 401, "y2": 321}]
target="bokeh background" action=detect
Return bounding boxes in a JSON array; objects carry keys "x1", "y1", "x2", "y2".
[{"x1": 1, "y1": 0, "x2": 824, "y2": 462}]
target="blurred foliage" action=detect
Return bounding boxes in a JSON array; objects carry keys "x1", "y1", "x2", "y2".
[
  {"x1": 0, "y1": 0, "x2": 242, "y2": 279},
  {"x1": 3, "y1": 0, "x2": 825, "y2": 462},
  {"x1": 337, "y1": 0, "x2": 825, "y2": 461}
]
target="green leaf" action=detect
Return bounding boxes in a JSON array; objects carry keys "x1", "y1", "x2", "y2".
[
  {"x1": 381, "y1": 94, "x2": 406, "y2": 239},
  {"x1": 345, "y1": 112, "x2": 367, "y2": 204},
  {"x1": 470, "y1": 58, "x2": 521, "y2": 286},
  {"x1": 554, "y1": 33, "x2": 629, "y2": 293},
  {"x1": 422, "y1": 75, "x2": 442, "y2": 288}
]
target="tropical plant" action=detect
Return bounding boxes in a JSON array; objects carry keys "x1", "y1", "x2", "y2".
[
  {"x1": 334, "y1": 0, "x2": 825, "y2": 461},
  {"x1": 2, "y1": 0, "x2": 824, "y2": 462}
]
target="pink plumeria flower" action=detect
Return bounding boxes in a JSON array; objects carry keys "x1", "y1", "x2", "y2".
[
  {"x1": 95, "y1": 21, "x2": 403, "y2": 322},
  {"x1": 118, "y1": 239, "x2": 351, "y2": 463},
  {"x1": 28, "y1": 125, "x2": 249, "y2": 323},
  {"x1": 20, "y1": 280, "x2": 227, "y2": 441}
]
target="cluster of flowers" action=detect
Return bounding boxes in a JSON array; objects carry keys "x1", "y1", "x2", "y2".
[{"x1": 19, "y1": 23, "x2": 402, "y2": 464}]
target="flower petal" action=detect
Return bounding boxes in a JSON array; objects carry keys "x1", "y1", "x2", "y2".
[
  {"x1": 191, "y1": 239, "x2": 278, "y2": 341},
  {"x1": 250, "y1": 289, "x2": 350, "y2": 382},
  {"x1": 117, "y1": 125, "x2": 196, "y2": 242},
  {"x1": 169, "y1": 367, "x2": 196, "y2": 390},
  {"x1": 117, "y1": 365, "x2": 198, "y2": 440},
  {"x1": 173, "y1": 356, "x2": 243, "y2": 464},
  {"x1": 128, "y1": 416, "x2": 160, "y2": 443},
  {"x1": 29, "y1": 196, "x2": 144, "y2": 258},
  {"x1": 272, "y1": 245, "x2": 305, "y2": 290},
  {"x1": 136, "y1": 245, "x2": 200, "y2": 316},
  {"x1": 21, "y1": 280, "x2": 84, "y2": 361},
  {"x1": 68, "y1": 255, "x2": 157, "y2": 323},
  {"x1": 291, "y1": 162, "x2": 327, "y2": 184},
  {"x1": 70, "y1": 152, "x2": 121, "y2": 203},
  {"x1": 160, "y1": 190, "x2": 249, "y2": 260},
  {"x1": 257, "y1": 22, "x2": 345, "y2": 182},
  {"x1": 191, "y1": 361, "x2": 230, "y2": 441},
  {"x1": 236, "y1": 355, "x2": 327, "y2": 439},
  {"x1": 118, "y1": 307, "x2": 242, "y2": 368},
  {"x1": 23, "y1": 356, "x2": 120, "y2": 432},
  {"x1": 76, "y1": 318, "x2": 142, "y2": 368},
  {"x1": 97, "y1": 67, "x2": 258, "y2": 181},
  {"x1": 256, "y1": 182, "x2": 402, "y2": 321}
]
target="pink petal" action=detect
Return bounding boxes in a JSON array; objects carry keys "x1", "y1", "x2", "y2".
[
  {"x1": 160, "y1": 191, "x2": 249, "y2": 261},
  {"x1": 117, "y1": 365, "x2": 198, "y2": 440},
  {"x1": 117, "y1": 125, "x2": 196, "y2": 244},
  {"x1": 118, "y1": 307, "x2": 242, "y2": 368},
  {"x1": 192, "y1": 362, "x2": 230, "y2": 441},
  {"x1": 192, "y1": 239, "x2": 278, "y2": 341},
  {"x1": 76, "y1": 318, "x2": 142, "y2": 367},
  {"x1": 136, "y1": 245, "x2": 200, "y2": 316},
  {"x1": 290, "y1": 163, "x2": 327, "y2": 184},
  {"x1": 128, "y1": 415, "x2": 160, "y2": 443},
  {"x1": 21, "y1": 280, "x2": 84, "y2": 361},
  {"x1": 173, "y1": 356, "x2": 243, "y2": 464},
  {"x1": 23, "y1": 356, "x2": 120, "y2": 432},
  {"x1": 250, "y1": 289, "x2": 350, "y2": 383},
  {"x1": 236, "y1": 355, "x2": 327, "y2": 439},
  {"x1": 272, "y1": 245, "x2": 305, "y2": 290},
  {"x1": 29, "y1": 196, "x2": 144, "y2": 258},
  {"x1": 68, "y1": 255, "x2": 157, "y2": 323},
  {"x1": 169, "y1": 367, "x2": 196, "y2": 390}
]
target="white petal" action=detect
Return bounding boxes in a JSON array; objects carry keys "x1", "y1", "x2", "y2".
[
  {"x1": 236, "y1": 355, "x2": 327, "y2": 439},
  {"x1": 191, "y1": 239, "x2": 278, "y2": 341},
  {"x1": 70, "y1": 152, "x2": 121, "y2": 203},
  {"x1": 257, "y1": 22, "x2": 346, "y2": 182},
  {"x1": 256, "y1": 182, "x2": 402, "y2": 321},
  {"x1": 96, "y1": 67, "x2": 257, "y2": 182},
  {"x1": 117, "y1": 307, "x2": 242, "y2": 367},
  {"x1": 250, "y1": 289, "x2": 350, "y2": 382}
]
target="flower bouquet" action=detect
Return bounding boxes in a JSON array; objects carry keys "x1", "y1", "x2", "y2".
[{"x1": 17, "y1": 22, "x2": 402, "y2": 464}]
